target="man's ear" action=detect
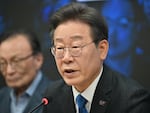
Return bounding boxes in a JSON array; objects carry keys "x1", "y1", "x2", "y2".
[
  {"x1": 98, "y1": 39, "x2": 109, "y2": 60},
  {"x1": 34, "y1": 53, "x2": 44, "y2": 69}
]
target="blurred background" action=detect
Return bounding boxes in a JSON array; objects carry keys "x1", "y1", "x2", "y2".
[{"x1": 0, "y1": 0, "x2": 150, "y2": 90}]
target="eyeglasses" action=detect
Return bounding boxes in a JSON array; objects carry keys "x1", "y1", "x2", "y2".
[
  {"x1": 0, "y1": 53, "x2": 34, "y2": 72},
  {"x1": 51, "y1": 40, "x2": 95, "y2": 58}
]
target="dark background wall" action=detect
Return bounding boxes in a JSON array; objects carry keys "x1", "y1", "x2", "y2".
[{"x1": 0, "y1": 0, "x2": 150, "y2": 90}]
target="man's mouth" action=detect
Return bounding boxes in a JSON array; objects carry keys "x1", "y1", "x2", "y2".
[{"x1": 64, "y1": 69, "x2": 75, "y2": 73}]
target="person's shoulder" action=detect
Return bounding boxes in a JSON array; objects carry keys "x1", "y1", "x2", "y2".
[
  {"x1": 103, "y1": 67, "x2": 150, "y2": 113},
  {"x1": 109, "y1": 66, "x2": 150, "y2": 101},
  {"x1": 114, "y1": 70, "x2": 146, "y2": 91},
  {"x1": 0, "y1": 86, "x2": 10, "y2": 93},
  {"x1": 104, "y1": 64, "x2": 149, "y2": 93},
  {"x1": 0, "y1": 86, "x2": 10, "y2": 97},
  {"x1": 114, "y1": 73, "x2": 150, "y2": 112},
  {"x1": 47, "y1": 79, "x2": 67, "y2": 90},
  {"x1": 44, "y1": 79, "x2": 70, "y2": 96}
]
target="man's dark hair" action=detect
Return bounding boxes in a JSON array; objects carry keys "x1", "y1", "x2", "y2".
[
  {"x1": 49, "y1": 2, "x2": 108, "y2": 46},
  {"x1": 0, "y1": 29, "x2": 41, "y2": 54}
]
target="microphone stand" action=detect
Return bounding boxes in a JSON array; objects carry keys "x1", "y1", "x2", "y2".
[{"x1": 28, "y1": 102, "x2": 43, "y2": 113}]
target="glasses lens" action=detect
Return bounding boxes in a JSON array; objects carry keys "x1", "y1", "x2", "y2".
[
  {"x1": 51, "y1": 47, "x2": 63, "y2": 58},
  {"x1": 0, "y1": 53, "x2": 33, "y2": 71},
  {"x1": 0, "y1": 63, "x2": 6, "y2": 71},
  {"x1": 71, "y1": 47, "x2": 81, "y2": 57}
]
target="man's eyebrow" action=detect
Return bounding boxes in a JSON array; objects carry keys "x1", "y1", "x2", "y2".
[
  {"x1": 70, "y1": 35, "x2": 83, "y2": 40},
  {"x1": 55, "y1": 35, "x2": 83, "y2": 42},
  {"x1": 0, "y1": 55, "x2": 18, "y2": 62}
]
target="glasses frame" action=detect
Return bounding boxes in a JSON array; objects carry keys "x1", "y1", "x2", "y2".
[
  {"x1": 0, "y1": 53, "x2": 34, "y2": 72},
  {"x1": 51, "y1": 40, "x2": 97, "y2": 58}
]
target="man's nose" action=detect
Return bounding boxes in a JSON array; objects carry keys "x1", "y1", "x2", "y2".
[
  {"x1": 62, "y1": 48, "x2": 73, "y2": 62},
  {"x1": 5, "y1": 63, "x2": 15, "y2": 74}
]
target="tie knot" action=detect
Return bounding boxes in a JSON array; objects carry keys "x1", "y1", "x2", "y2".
[{"x1": 76, "y1": 94, "x2": 87, "y2": 108}]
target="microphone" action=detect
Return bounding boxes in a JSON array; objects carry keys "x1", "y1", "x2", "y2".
[{"x1": 28, "y1": 97, "x2": 49, "y2": 113}]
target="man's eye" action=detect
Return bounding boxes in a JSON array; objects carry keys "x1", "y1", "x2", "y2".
[
  {"x1": 72, "y1": 46, "x2": 80, "y2": 48},
  {"x1": 56, "y1": 47, "x2": 64, "y2": 50},
  {"x1": 12, "y1": 59, "x2": 20, "y2": 63},
  {"x1": 0, "y1": 62, "x2": 6, "y2": 65}
]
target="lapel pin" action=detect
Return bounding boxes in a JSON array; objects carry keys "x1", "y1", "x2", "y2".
[{"x1": 99, "y1": 100, "x2": 107, "y2": 106}]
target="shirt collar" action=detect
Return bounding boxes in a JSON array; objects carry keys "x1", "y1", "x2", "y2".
[
  {"x1": 26, "y1": 71, "x2": 42, "y2": 96},
  {"x1": 72, "y1": 66, "x2": 103, "y2": 104},
  {"x1": 10, "y1": 70, "x2": 42, "y2": 98}
]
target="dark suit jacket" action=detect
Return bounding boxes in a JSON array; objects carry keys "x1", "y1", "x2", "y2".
[
  {"x1": 43, "y1": 65, "x2": 150, "y2": 113},
  {"x1": 0, "y1": 75, "x2": 51, "y2": 113}
]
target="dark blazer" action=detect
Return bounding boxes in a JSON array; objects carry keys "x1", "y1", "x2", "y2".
[
  {"x1": 0, "y1": 75, "x2": 51, "y2": 113},
  {"x1": 43, "y1": 65, "x2": 150, "y2": 113}
]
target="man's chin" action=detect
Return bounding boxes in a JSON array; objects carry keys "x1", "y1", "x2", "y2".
[
  {"x1": 7, "y1": 82, "x2": 20, "y2": 89},
  {"x1": 64, "y1": 79, "x2": 78, "y2": 86}
]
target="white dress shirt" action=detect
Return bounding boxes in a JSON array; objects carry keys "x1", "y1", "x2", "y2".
[{"x1": 72, "y1": 66, "x2": 103, "y2": 113}]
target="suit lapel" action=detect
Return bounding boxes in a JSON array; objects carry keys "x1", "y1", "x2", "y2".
[
  {"x1": 23, "y1": 76, "x2": 50, "y2": 113},
  {"x1": 23, "y1": 94, "x2": 42, "y2": 113},
  {"x1": 90, "y1": 65, "x2": 113, "y2": 113},
  {"x1": 59, "y1": 84, "x2": 76, "y2": 113},
  {"x1": 1, "y1": 89, "x2": 11, "y2": 113}
]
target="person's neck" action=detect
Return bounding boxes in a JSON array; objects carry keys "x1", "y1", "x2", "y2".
[{"x1": 14, "y1": 85, "x2": 29, "y2": 97}]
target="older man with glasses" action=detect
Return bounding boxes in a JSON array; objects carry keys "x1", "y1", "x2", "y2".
[
  {"x1": 0, "y1": 29, "x2": 51, "y2": 113},
  {"x1": 43, "y1": 2, "x2": 150, "y2": 113}
]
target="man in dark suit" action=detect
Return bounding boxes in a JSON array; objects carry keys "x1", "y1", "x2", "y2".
[
  {"x1": 0, "y1": 29, "x2": 51, "y2": 113},
  {"x1": 43, "y1": 2, "x2": 150, "y2": 113}
]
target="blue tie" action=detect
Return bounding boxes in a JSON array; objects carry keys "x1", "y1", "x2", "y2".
[{"x1": 76, "y1": 94, "x2": 88, "y2": 113}]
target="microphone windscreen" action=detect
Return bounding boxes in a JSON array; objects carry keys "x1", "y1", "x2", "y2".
[{"x1": 42, "y1": 97, "x2": 49, "y2": 105}]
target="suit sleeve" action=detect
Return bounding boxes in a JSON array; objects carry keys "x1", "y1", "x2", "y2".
[{"x1": 125, "y1": 88, "x2": 150, "y2": 113}]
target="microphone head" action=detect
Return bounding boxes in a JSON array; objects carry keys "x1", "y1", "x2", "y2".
[{"x1": 42, "y1": 97, "x2": 49, "y2": 105}]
